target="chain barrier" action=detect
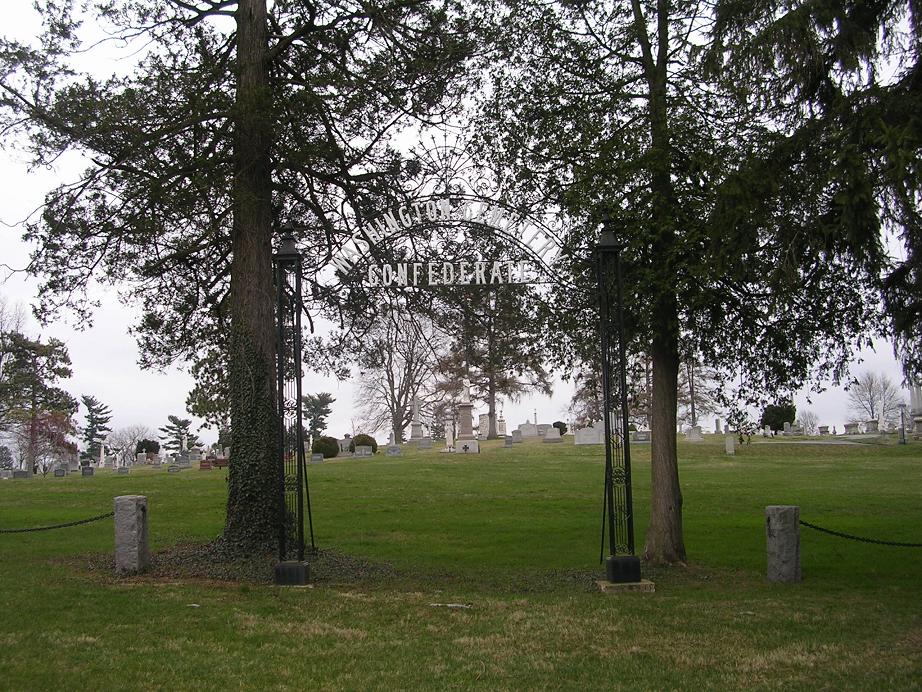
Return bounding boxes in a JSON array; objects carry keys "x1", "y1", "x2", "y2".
[
  {"x1": 800, "y1": 520, "x2": 922, "y2": 548},
  {"x1": 0, "y1": 511, "x2": 115, "y2": 534}
]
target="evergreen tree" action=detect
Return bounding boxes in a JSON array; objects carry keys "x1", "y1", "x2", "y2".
[
  {"x1": 436, "y1": 287, "x2": 551, "y2": 439},
  {"x1": 474, "y1": 0, "x2": 890, "y2": 563},
  {"x1": 760, "y1": 403, "x2": 797, "y2": 433},
  {"x1": 2, "y1": 333, "x2": 76, "y2": 473},
  {"x1": 159, "y1": 415, "x2": 201, "y2": 452},
  {"x1": 135, "y1": 439, "x2": 160, "y2": 455},
  {"x1": 302, "y1": 393, "x2": 335, "y2": 443},
  {"x1": 708, "y1": 0, "x2": 922, "y2": 376},
  {"x1": 0, "y1": 1, "x2": 474, "y2": 552},
  {"x1": 80, "y1": 395, "x2": 112, "y2": 461}
]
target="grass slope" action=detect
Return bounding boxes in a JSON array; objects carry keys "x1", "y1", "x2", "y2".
[{"x1": 1, "y1": 437, "x2": 920, "y2": 690}]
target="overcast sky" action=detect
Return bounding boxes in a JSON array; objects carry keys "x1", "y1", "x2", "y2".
[{"x1": 0, "y1": 3, "x2": 912, "y2": 446}]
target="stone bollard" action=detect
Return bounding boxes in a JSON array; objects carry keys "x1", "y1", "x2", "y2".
[
  {"x1": 725, "y1": 435, "x2": 735, "y2": 456},
  {"x1": 766, "y1": 505, "x2": 801, "y2": 583},
  {"x1": 115, "y1": 495, "x2": 150, "y2": 575}
]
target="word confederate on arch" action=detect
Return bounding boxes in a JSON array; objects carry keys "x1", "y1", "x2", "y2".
[{"x1": 329, "y1": 195, "x2": 565, "y2": 287}]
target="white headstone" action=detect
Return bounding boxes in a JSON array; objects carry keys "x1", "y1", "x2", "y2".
[
  {"x1": 725, "y1": 435, "x2": 735, "y2": 456},
  {"x1": 574, "y1": 422, "x2": 605, "y2": 445},
  {"x1": 542, "y1": 426, "x2": 562, "y2": 443},
  {"x1": 519, "y1": 422, "x2": 538, "y2": 438}
]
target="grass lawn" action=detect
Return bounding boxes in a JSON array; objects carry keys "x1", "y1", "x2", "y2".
[{"x1": 1, "y1": 436, "x2": 921, "y2": 690}]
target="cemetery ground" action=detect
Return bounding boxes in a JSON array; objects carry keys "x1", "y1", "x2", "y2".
[{"x1": 1, "y1": 438, "x2": 920, "y2": 690}]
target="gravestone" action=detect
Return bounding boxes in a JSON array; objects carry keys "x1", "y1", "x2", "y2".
[
  {"x1": 386, "y1": 444, "x2": 401, "y2": 457},
  {"x1": 115, "y1": 495, "x2": 150, "y2": 575},
  {"x1": 575, "y1": 422, "x2": 604, "y2": 445},
  {"x1": 167, "y1": 465, "x2": 180, "y2": 473},
  {"x1": 633, "y1": 430, "x2": 651, "y2": 443},
  {"x1": 478, "y1": 414, "x2": 490, "y2": 437},
  {"x1": 409, "y1": 396, "x2": 424, "y2": 441},
  {"x1": 199, "y1": 460, "x2": 213, "y2": 470},
  {"x1": 714, "y1": 418, "x2": 721, "y2": 434},
  {"x1": 354, "y1": 445, "x2": 373, "y2": 458},
  {"x1": 782, "y1": 421, "x2": 792, "y2": 436},
  {"x1": 0, "y1": 469, "x2": 13, "y2": 479},
  {"x1": 68, "y1": 461, "x2": 79, "y2": 473},
  {"x1": 725, "y1": 435, "x2": 735, "y2": 456},
  {"x1": 81, "y1": 467, "x2": 94, "y2": 477},
  {"x1": 54, "y1": 469, "x2": 66, "y2": 477},
  {"x1": 511, "y1": 429, "x2": 523, "y2": 443},
  {"x1": 136, "y1": 452, "x2": 147, "y2": 465},
  {"x1": 843, "y1": 422, "x2": 860, "y2": 435},
  {"x1": 310, "y1": 453, "x2": 324, "y2": 464},
  {"x1": 104, "y1": 455, "x2": 117, "y2": 468},
  {"x1": 189, "y1": 449, "x2": 202, "y2": 462},
  {"x1": 418, "y1": 437, "x2": 432, "y2": 450},
  {"x1": 338, "y1": 438, "x2": 351, "y2": 453},
  {"x1": 864, "y1": 420, "x2": 879, "y2": 433},
  {"x1": 536, "y1": 423, "x2": 551, "y2": 437},
  {"x1": 542, "y1": 427, "x2": 562, "y2": 443},
  {"x1": 519, "y1": 422, "x2": 538, "y2": 438},
  {"x1": 457, "y1": 378, "x2": 475, "y2": 441},
  {"x1": 222, "y1": 447, "x2": 231, "y2": 459},
  {"x1": 818, "y1": 425, "x2": 829, "y2": 435},
  {"x1": 455, "y1": 440, "x2": 480, "y2": 454},
  {"x1": 763, "y1": 425, "x2": 772, "y2": 437},
  {"x1": 13, "y1": 470, "x2": 30, "y2": 479},
  {"x1": 685, "y1": 426, "x2": 703, "y2": 442},
  {"x1": 504, "y1": 436, "x2": 514, "y2": 447},
  {"x1": 497, "y1": 418, "x2": 507, "y2": 436},
  {"x1": 766, "y1": 505, "x2": 801, "y2": 583},
  {"x1": 117, "y1": 467, "x2": 130, "y2": 475}
]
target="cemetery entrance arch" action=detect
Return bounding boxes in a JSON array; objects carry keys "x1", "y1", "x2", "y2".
[{"x1": 274, "y1": 196, "x2": 641, "y2": 584}]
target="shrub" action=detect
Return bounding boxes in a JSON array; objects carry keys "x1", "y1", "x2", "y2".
[
  {"x1": 349, "y1": 433, "x2": 378, "y2": 454},
  {"x1": 311, "y1": 436, "x2": 339, "y2": 459},
  {"x1": 552, "y1": 421, "x2": 567, "y2": 436}
]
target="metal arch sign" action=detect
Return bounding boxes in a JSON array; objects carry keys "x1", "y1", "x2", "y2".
[{"x1": 324, "y1": 194, "x2": 570, "y2": 288}]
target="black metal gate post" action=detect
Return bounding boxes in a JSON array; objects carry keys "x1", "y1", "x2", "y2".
[
  {"x1": 596, "y1": 222, "x2": 641, "y2": 583},
  {"x1": 273, "y1": 228, "x2": 314, "y2": 585}
]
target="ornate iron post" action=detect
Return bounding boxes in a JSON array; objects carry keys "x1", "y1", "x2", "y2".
[
  {"x1": 596, "y1": 220, "x2": 641, "y2": 583},
  {"x1": 273, "y1": 227, "x2": 315, "y2": 585}
]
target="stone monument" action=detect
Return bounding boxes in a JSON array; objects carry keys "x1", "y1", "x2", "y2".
[
  {"x1": 409, "y1": 396, "x2": 424, "y2": 441},
  {"x1": 457, "y1": 378, "x2": 475, "y2": 441}
]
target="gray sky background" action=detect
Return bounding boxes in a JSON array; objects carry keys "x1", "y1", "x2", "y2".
[{"x1": 0, "y1": 3, "x2": 911, "y2": 447}]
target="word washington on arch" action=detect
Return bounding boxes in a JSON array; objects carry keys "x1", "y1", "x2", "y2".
[{"x1": 330, "y1": 196, "x2": 564, "y2": 281}]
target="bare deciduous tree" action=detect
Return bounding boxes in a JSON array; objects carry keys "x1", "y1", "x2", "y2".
[
  {"x1": 109, "y1": 425, "x2": 153, "y2": 467},
  {"x1": 847, "y1": 371, "x2": 904, "y2": 428},
  {"x1": 798, "y1": 409, "x2": 819, "y2": 436},
  {"x1": 354, "y1": 313, "x2": 445, "y2": 442}
]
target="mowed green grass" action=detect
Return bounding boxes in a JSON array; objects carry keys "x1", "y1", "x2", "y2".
[{"x1": 1, "y1": 437, "x2": 921, "y2": 690}]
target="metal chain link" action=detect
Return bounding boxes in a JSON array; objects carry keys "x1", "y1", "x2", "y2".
[
  {"x1": 800, "y1": 520, "x2": 922, "y2": 548},
  {"x1": 0, "y1": 511, "x2": 115, "y2": 534}
]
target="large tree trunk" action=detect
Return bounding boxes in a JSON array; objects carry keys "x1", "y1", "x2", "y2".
[
  {"x1": 223, "y1": 0, "x2": 281, "y2": 554},
  {"x1": 644, "y1": 299, "x2": 686, "y2": 564},
  {"x1": 487, "y1": 379, "x2": 498, "y2": 439},
  {"x1": 639, "y1": 0, "x2": 686, "y2": 565}
]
